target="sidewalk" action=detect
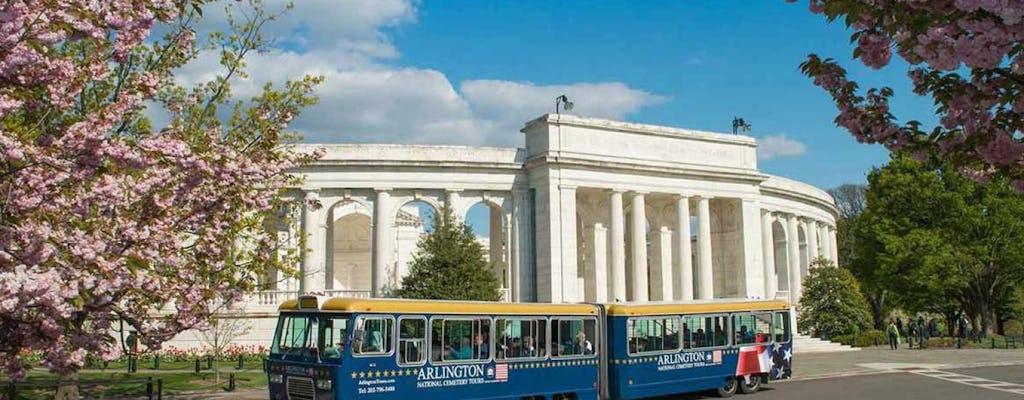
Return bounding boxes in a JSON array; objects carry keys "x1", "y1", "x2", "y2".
[{"x1": 792, "y1": 346, "x2": 1024, "y2": 381}]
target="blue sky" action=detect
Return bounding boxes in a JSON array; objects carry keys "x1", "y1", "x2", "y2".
[
  {"x1": 189, "y1": 1, "x2": 940, "y2": 234},
  {"x1": 389, "y1": 1, "x2": 933, "y2": 189}
]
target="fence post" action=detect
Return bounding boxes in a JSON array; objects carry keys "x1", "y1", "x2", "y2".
[
  {"x1": 238, "y1": 354, "x2": 244, "y2": 370},
  {"x1": 157, "y1": 378, "x2": 163, "y2": 400},
  {"x1": 7, "y1": 380, "x2": 15, "y2": 400},
  {"x1": 228, "y1": 373, "x2": 236, "y2": 392},
  {"x1": 957, "y1": 337, "x2": 962, "y2": 349},
  {"x1": 147, "y1": 376, "x2": 154, "y2": 400},
  {"x1": 194, "y1": 358, "x2": 201, "y2": 374},
  {"x1": 991, "y1": 337, "x2": 996, "y2": 349},
  {"x1": 206, "y1": 355, "x2": 213, "y2": 369}
]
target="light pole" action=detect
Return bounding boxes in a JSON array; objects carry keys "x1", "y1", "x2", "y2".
[
  {"x1": 732, "y1": 117, "x2": 751, "y2": 135},
  {"x1": 555, "y1": 94, "x2": 574, "y2": 115}
]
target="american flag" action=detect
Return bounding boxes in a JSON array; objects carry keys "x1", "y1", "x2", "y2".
[
  {"x1": 712, "y1": 350, "x2": 722, "y2": 364},
  {"x1": 495, "y1": 364, "x2": 508, "y2": 381}
]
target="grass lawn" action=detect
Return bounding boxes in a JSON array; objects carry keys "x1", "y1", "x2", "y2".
[{"x1": 2, "y1": 370, "x2": 266, "y2": 399}]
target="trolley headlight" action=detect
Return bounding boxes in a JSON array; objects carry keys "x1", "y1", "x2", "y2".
[
  {"x1": 269, "y1": 374, "x2": 284, "y2": 384},
  {"x1": 316, "y1": 380, "x2": 332, "y2": 390}
]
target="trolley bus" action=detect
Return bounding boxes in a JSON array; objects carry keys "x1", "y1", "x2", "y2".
[{"x1": 265, "y1": 296, "x2": 792, "y2": 400}]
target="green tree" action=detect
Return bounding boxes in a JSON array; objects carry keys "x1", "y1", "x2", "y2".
[
  {"x1": 859, "y1": 154, "x2": 1024, "y2": 335},
  {"x1": 797, "y1": 257, "x2": 873, "y2": 338},
  {"x1": 394, "y1": 206, "x2": 501, "y2": 301},
  {"x1": 828, "y1": 184, "x2": 889, "y2": 329}
]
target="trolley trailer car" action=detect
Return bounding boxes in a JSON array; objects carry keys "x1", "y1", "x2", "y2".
[{"x1": 265, "y1": 296, "x2": 792, "y2": 400}]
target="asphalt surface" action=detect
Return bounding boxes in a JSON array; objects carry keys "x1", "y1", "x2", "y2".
[
  {"x1": 173, "y1": 348, "x2": 1024, "y2": 399},
  {"x1": 756, "y1": 365, "x2": 1024, "y2": 400}
]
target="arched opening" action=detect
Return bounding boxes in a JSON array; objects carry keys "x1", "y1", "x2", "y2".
[
  {"x1": 393, "y1": 200, "x2": 437, "y2": 289},
  {"x1": 465, "y1": 202, "x2": 508, "y2": 298},
  {"x1": 772, "y1": 221, "x2": 789, "y2": 292},
  {"x1": 327, "y1": 201, "x2": 372, "y2": 293}
]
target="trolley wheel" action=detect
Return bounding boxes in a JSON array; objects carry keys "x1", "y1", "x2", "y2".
[
  {"x1": 715, "y1": 376, "x2": 738, "y2": 398},
  {"x1": 739, "y1": 375, "x2": 761, "y2": 394}
]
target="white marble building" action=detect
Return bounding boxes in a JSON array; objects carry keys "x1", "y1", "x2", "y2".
[
  {"x1": 280, "y1": 113, "x2": 836, "y2": 304},
  {"x1": 166, "y1": 114, "x2": 838, "y2": 348}
]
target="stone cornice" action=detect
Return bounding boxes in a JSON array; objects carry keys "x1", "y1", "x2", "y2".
[
  {"x1": 524, "y1": 154, "x2": 769, "y2": 185},
  {"x1": 522, "y1": 114, "x2": 758, "y2": 147}
]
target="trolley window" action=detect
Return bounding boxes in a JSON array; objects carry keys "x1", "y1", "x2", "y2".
[
  {"x1": 398, "y1": 316, "x2": 427, "y2": 366},
  {"x1": 353, "y1": 316, "x2": 394, "y2": 356},
  {"x1": 552, "y1": 317, "x2": 596, "y2": 357},
  {"x1": 431, "y1": 317, "x2": 492, "y2": 362},
  {"x1": 683, "y1": 314, "x2": 730, "y2": 348},
  {"x1": 495, "y1": 318, "x2": 546, "y2": 359},
  {"x1": 320, "y1": 316, "x2": 350, "y2": 360},
  {"x1": 733, "y1": 313, "x2": 772, "y2": 345},
  {"x1": 628, "y1": 317, "x2": 680, "y2": 354},
  {"x1": 272, "y1": 314, "x2": 318, "y2": 357},
  {"x1": 774, "y1": 311, "x2": 792, "y2": 343}
]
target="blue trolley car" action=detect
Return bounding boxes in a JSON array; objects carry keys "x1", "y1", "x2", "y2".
[{"x1": 265, "y1": 296, "x2": 791, "y2": 400}]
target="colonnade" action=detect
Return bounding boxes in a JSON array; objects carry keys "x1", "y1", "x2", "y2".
[
  {"x1": 292, "y1": 188, "x2": 514, "y2": 299},
  {"x1": 290, "y1": 187, "x2": 839, "y2": 306}
]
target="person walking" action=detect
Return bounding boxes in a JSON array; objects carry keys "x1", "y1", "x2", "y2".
[
  {"x1": 887, "y1": 318, "x2": 900, "y2": 350},
  {"x1": 917, "y1": 315, "x2": 927, "y2": 348},
  {"x1": 896, "y1": 317, "x2": 904, "y2": 337},
  {"x1": 957, "y1": 312, "x2": 969, "y2": 339}
]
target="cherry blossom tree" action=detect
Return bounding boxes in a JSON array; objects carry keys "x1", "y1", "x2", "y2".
[
  {"x1": 0, "y1": 0, "x2": 321, "y2": 380},
  {"x1": 797, "y1": 0, "x2": 1024, "y2": 187}
]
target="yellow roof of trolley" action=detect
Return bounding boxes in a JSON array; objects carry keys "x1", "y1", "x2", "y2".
[
  {"x1": 605, "y1": 299, "x2": 790, "y2": 316},
  {"x1": 279, "y1": 297, "x2": 600, "y2": 316}
]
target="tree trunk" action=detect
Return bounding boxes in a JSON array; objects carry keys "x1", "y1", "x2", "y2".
[
  {"x1": 944, "y1": 311, "x2": 957, "y2": 337},
  {"x1": 54, "y1": 372, "x2": 79, "y2": 400},
  {"x1": 869, "y1": 292, "x2": 886, "y2": 330}
]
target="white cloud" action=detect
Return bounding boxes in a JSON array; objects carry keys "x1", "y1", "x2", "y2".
[
  {"x1": 461, "y1": 80, "x2": 668, "y2": 146},
  {"x1": 757, "y1": 135, "x2": 807, "y2": 161},
  {"x1": 168, "y1": 0, "x2": 666, "y2": 147}
]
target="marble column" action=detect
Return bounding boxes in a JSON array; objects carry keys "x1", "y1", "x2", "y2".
[
  {"x1": 371, "y1": 189, "x2": 392, "y2": 297},
  {"x1": 609, "y1": 190, "x2": 626, "y2": 302},
  {"x1": 817, "y1": 224, "x2": 830, "y2": 263},
  {"x1": 629, "y1": 192, "x2": 649, "y2": 302},
  {"x1": 559, "y1": 186, "x2": 579, "y2": 302},
  {"x1": 675, "y1": 195, "x2": 694, "y2": 300},
  {"x1": 489, "y1": 209, "x2": 503, "y2": 278},
  {"x1": 806, "y1": 219, "x2": 820, "y2": 262},
  {"x1": 508, "y1": 208, "x2": 518, "y2": 302},
  {"x1": 761, "y1": 211, "x2": 777, "y2": 300},
  {"x1": 786, "y1": 214, "x2": 802, "y2": 303},
  {"x1": 300, "y1": 190, "x2": 321, "y2": 294},
  {"x1": 829, "y1": 226, "x2": 839, "y2": 266},
  {"x1": 587, "y1": 222, "x2": 608, "y2": 302},
  {"x1": 650, "y1": 226, "x2": 673, "y2": 301},
  {"x1": 511, "y1": 189, "x2": 530, "y2": 302},
  {"x1": 697, "y1": 196, "x2": 714, "y2": 300},
  {"x1": 504, "y1": 211, "x2": 513, "y2": 302}
]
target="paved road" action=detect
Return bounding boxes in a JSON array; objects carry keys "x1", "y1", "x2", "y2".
[
  {"x1": 170, "y1": 348, "x2": 1024, "y2": 399},
  {"x1": 755, "y1": 365, "x2": 1024, "y2": 400}
]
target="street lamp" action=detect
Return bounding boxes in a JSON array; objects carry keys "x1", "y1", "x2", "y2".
[
  {"x1": 555, "y1": 94, "x2": 574, "y2": 114},
  {"x1": 732, "y1": 117, "x2": 751, "y2": 135}
]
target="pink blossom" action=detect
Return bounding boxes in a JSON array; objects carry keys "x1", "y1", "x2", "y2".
[
  {"x1": 0, "y1": 0, "x2": 320, "y2": 380},
  {"x1": 858, "y1": 33, "x2": 893, "y2": 69}
]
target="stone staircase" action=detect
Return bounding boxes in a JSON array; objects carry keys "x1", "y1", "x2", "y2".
[{"x1": 793, "y1": 333, "x2": 860, "y2": 353}]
